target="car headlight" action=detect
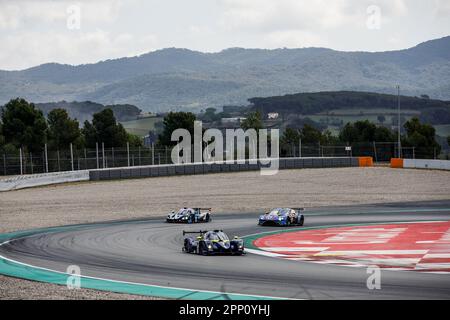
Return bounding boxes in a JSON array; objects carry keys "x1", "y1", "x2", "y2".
[
  {"x1": 207, "y1": 245, "x2": 212, "y2": 249},
  {"x1": 279, "y1": 217, "x2": 283, "y2": 221}
]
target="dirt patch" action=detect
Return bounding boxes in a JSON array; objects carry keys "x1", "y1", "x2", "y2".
[{"x1": 0, "y1": 275, "x2": 157, "y2": 300}]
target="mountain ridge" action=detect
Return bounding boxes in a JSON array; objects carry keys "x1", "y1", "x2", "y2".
[{"x1": 1, "y1": 36, "x2": 449, "y2": 112}]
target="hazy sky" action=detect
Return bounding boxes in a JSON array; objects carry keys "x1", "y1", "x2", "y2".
[{"x1": 0, "y1": 0, "x2": 449, "y2": 70}]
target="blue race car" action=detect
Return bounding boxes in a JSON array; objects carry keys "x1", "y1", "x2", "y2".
[
  {"x1": 258, "y1": 208, "x2": 305, "y2": 227},
  {"x1": 166, "y1": 208, "x2": 212, "y2": 223}
]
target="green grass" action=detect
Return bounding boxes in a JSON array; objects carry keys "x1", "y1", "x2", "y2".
[{"x1": 120, "y1": 117, "x2": 163, "y2": 137}]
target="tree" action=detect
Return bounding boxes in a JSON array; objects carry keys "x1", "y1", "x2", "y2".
[
  {"x1": 201, "y1": 108, "x2": 221, "y2": 123},
  {"x1": 403, "y1": 117, "x2": 441, "y2": 159},
  {"x1": 158, "y1": 112, "x2": 196, "y2": 146},
  {"x1": 281, "y1": 128, "x2": 301, "y2": 145},
  {"x1": 127, "y1": 133, "x2": 143, "y2": 147},
  {"x1": 1, "y1": 98, "x2": 48, "y2": 152},
  {"x1": 241, "y1": 112, "x2": 263, "y2": 131},
  {"x1": 300, "y1": 124, "x2": 323, "y2": 144},
  {"x1": 377, "y1": 115, "x2": 386, "y2": 124},
  {"x1": 339, "y1": 120, "x2": 395, "y2": 143},
  {"x1": 47, "y1": 108, "x2": 83, "y2": 149},
  {"x1": 82, "y1": 108, "x2": 128, "y2": 148}
]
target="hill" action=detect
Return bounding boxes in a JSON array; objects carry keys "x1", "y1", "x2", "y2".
[
  {"x1": 0, "y1": 36, "x2": 450, "y2": 112},
  {"x1": 33, "y1": 101, "x2": 141, "y2": 123}
]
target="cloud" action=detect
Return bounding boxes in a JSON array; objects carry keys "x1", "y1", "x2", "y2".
[
  {"x1": 218, "y1": 0, "x2": 410, "y2": 32},
  {"x1": 0, "y1": 0, "x2": 125, "y2": 30},
  {"x1": 433, "y1": 0, "x2": 450, "y2": 17},
  {"x1": 0, "y1": 30, "x2": 158, "y2": 70}
]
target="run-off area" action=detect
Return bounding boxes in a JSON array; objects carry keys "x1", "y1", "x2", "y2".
[{"x1": 253, "y1": 221, "x2": 450, "y2": 273}]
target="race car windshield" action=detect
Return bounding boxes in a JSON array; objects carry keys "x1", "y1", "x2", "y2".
[
  {"x1": 178, "y1": 209, "x2": 189, "y2": 215},
  {"x1": 269, "y1": 209, "x2": 285, "y2": 216},
  {"x1": 269, "y1": 209, "x2": 279, "y2": 215},
  {"x1": 207, "y1": 232, "x2": 229, "y2": 241}
]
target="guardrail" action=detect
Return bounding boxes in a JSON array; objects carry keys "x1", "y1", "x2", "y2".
[
  {"x1": 0, "y1": 170, "x2": 90, "y2": 192},
  {"x1": 0, "y1": 157, "x2": 363, "y2": 191},
  {"x1": 390, "y1": 158, "x2": 450, "y2": 170}
]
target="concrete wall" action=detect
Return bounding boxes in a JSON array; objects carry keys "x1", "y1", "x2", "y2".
[
  {"x1": 89, "y1": 157, "x2": 359, "y2": 181},
  {"x1": 403, "y1": 159, "x2": 450, "y2": 170},
  {"x1": 0, "y1": 170, "x2": 90, "y2": 192}
]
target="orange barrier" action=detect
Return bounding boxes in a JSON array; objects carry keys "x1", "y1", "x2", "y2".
[
  {"x1": 358, "y1": 157, "x2": 374, "y2": 167},
  {"x1": 391, "y1": 158, "x2": 404, "y2": 168}
]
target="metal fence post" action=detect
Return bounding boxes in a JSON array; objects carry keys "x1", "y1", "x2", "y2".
[
  {"x1": 44, "y1": 143, "x2": 49, "y2": 173},
  {"x1": 19, "y1": 148, "x2": 23, "y2": 175},
  {"x1": 165, "y1": 146, "x2": 168, "y2": 164},
  {"x1": 299, "y1": 139, "x2": 302, "y2": 158},
  {"x1": 127, "y1": 142, "x2": 130, "y2": 167},
  {"x1": 151, "y1": 144, "x2": 154, "y2": 165},
  {"x1": 96, "y1": 143, "x2": 99, "y2": 169},
  {"x1": 112, "y1": 147, "x2": 115, "y2": 167},
  {"x1": 3, "y1": 154, "x2": 6, "y2": 176},
  {"x1": 30, "y1": 152, "x2": 33, "y2": 174},
  {"x1": 70, "y1": 143, "x2": 74, "y2": 171},
  {"x1": 102, "y1": 142, "x2": 105, "y2": 168},
  {"x1": 57, "y1": 150, "x2": 61, "y2": 172},
  {"x1": 84, "y1": 148, "x2": 87, "y2": 170},
  {"x1": 373, "y1": 141, "x2": 378, "y2": 163},
  {"x1": 138, "y1": 146, "x2": 141, "y2": 166}
]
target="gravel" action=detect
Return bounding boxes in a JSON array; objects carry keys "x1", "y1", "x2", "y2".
[{"x1": 1, "y1": 167, "x2": 449, "y2": 299}]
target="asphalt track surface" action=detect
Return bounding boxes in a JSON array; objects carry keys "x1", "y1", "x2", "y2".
[{"x1": 1, "y1": 201, "x2": 450, "y2": 300}]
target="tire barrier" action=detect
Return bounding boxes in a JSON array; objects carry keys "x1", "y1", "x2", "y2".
[
  {"x1": 0, "y1": 157, "x2": 368, "y2": 190},
  {"x1": 89, "y1": 157, "x2": 360, "y2": 181}
]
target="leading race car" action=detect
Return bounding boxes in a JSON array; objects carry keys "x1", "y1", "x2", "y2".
[
  {"x1": 166, "y1": 208, "x2": 212, "y2": 223},
  {"x1": 182, "y1": 230, "x2": 245, "y2": 255},
  {"x1": 258, "y1": 208, "x2": 305, "y2": 227}
]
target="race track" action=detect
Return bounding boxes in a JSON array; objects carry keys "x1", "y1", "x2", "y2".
[{"x1": 1, "y1": 201, "x2": 450, "y2": 300}]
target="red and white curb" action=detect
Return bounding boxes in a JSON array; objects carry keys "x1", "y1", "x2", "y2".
[{"x1": 251, "y1": 221, "x2": 450, "y2": 274}]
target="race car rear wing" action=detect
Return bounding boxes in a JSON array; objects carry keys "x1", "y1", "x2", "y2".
[
  {"x1": 183, "y1": 230, "x2": 206, "y2": 236},
  {"x1": 183, "y1": 230, "x2": 222, "y2": 236},
  {"x1": 194, "y1": 208, "x2": 212, "y2": 212},
  {"x1": 292, "y1": 208, "x2": 305, "y2": 212}
]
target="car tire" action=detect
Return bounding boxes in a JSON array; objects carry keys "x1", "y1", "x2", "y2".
[
  {"x1": 198, "y1": 242, "x2": 207, "y2": 255},
  {"x1": 205, "y1": 214, "x2": 210, "y2": 222},
  {"x1": 298, "y1": 216, "x2": 304, "y2": 226}
]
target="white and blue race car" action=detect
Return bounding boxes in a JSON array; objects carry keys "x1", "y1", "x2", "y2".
[
  {"x1": 166, "y1": 208, "x2": 212, "y2": 224},
  {"x1": 258, "y1": 208, "x2": 305, "y2": 227}
]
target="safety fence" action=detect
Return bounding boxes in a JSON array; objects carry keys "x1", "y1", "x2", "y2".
[
  {"x1": 0, "y1": 157, "x2": 361, "y2": 191},
  {"x1": 1, "y1": 141, "x2": 444, "y2": 177}
]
